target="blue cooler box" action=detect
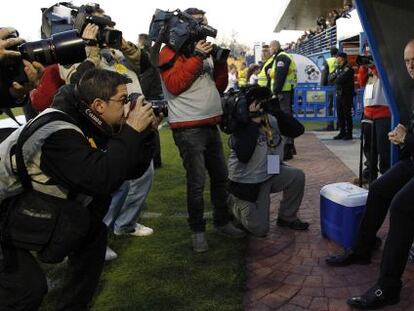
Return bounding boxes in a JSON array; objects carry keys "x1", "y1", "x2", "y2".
[{"x1": 320, "y1": 182, "x2": 368, "y2": 249}]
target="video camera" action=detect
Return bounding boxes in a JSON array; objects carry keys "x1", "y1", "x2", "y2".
[
  {"x1": 220, "y1": 86, "x2": 280, "y2": 134},
  {"x1": 0, "y1": 29, "x2": 86, "y2": 87},
  {"x1": 148, "y1": 9, "x2": 230, "y2": 63},
  {"x1": 72, "y1": 4, "x2": 123, "y2": 49},
  {"x1": 356, "y1": 55, "x2": 374, "y2": 66},
  {"x1": 129, "y1": 93, "x2": 168, "y2": 117}
]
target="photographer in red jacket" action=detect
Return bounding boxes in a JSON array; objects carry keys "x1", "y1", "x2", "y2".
[{"x1": 158, "y1": 8, "x2": 245, "y2": 252}]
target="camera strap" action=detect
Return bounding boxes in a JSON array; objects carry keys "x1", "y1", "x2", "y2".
[
  {"x1": 158, "y1": 52, "x2": 179, "y2": 72},
  {"x1": 262, "y1": 114, "x2": 281, "y2": 149}
]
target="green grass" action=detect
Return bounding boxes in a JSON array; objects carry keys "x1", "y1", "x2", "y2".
[
  {"x1": 40, "y1": 128, "x2": 246, "y2": 311},
  {"x1": 0, "y1": 107, "x2": 23, "y2": 120}
]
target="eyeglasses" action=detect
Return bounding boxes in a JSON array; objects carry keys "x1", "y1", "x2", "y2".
[{"x1": 107, "y1": 96, "x2": 129, "y2": 105}]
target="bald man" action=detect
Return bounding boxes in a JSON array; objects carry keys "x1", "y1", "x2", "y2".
[{"x1": 328, "y1": 40, "x2": 414, "y2": 309}]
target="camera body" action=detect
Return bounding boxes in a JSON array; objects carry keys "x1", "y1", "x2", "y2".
[
  {"x1": 149, "y1": 9, "x2": 230, "y2": 62},
  {"x1": 128, "y1": 93, "x2": 168, "y2": 117},
  {"x1": 72, "y1": 5, "x2": 123, "y2": 49},
  {"x1": 220, "y1": 86, "x2": 279, "y2": 134}
]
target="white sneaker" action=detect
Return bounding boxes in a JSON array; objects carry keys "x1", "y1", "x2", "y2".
[
  {"x1": 129, "y1": 223, "x2": 154, "y2": 237},
  {"x1": 105, "y1": 246, "x2": 118, "y2": 261}
]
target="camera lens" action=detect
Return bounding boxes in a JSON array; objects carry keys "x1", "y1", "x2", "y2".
[{"x1": 18, "y1": 30, "x2": 86, "y2": 66}]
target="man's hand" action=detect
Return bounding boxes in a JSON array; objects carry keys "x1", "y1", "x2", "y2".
[
  {"x1": 9, "y1": 60, "x2": 45, "y2": 98},
  {"x1": 194, "y1": 40, "x2": 213, "y2": 59},
  {"x1": 249, "y1": 101, "x2": 262, "y2": 124},
  {"x1": 0, "y1": 27, "x2": 24, "y2": 60},
  {"x1": 388, "y1": 123, "x2": 407, "y2": 145},
  {"x1": 126, "y1": 95, "x2": 155, "y2": 132},
  {"x1": 82, "y1": 24, "x2": 99, "y2": 41}
]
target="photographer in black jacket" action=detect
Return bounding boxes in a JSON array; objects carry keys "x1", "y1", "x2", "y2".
[
  {"x1": 227, "y1": 87, "x2": 309, "y2": 236},
  {"x1": 0, "y1": 68, "x2": 156, "y2": 310}
]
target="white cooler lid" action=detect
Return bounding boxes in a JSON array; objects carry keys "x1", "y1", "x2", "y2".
[{"x1": 320, "y1": 182, "x2": 368, "y2": 207}]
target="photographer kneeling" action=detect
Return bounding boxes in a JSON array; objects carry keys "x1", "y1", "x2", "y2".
[{"x1": 226, "y1": 87, "x2": 308, "y2": 237}]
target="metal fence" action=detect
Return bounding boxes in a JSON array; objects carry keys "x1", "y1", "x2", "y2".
[
  {"x1": 291, "y1": 26, "x2": 337, "y2": 56},
  {"x1": 293, "y1": 84, "x2": 364, "y2": 122}
]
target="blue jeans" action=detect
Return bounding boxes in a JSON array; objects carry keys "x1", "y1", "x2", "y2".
[
  {"x1": 172, "y1": 126, "x2": 230, "y2": 232},
  {"x1": 103, "y1": 161, "x2": 154, "y2": 234}
]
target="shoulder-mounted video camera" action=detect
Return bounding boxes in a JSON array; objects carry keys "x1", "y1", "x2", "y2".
[
  {"x1": 148, "y1": 9, "x2": 230, "y2": 63},
  {"x1": 220, "y1": 86, "x2": 280, "y2": 134},
  {"x1": 72, "y1": 4, "x2": 123, "y2": 49}
]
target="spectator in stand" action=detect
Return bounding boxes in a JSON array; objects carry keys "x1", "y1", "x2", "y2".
[
  {"x1": 247, "y1": 64, "x2": 260, "y2": 85},
  {"x1": 317, "y1": 16, "x2": 328, "y2": 30},
  {"x1": 225, "y1": 64, "x2": 239, "y2": 92}
]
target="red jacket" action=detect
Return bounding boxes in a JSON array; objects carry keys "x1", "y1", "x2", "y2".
[
  {"x1": 30, "y1": 64, "x2": 64, "y2": 111},
  {"x1": 159, "y1": 46, "x2": 228, "y2": 96}
]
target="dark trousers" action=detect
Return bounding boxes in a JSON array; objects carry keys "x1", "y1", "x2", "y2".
[
  {"x1": 153, "y1": 129, "x2": 162, "y2": 167},
  {"x1": 279, "y1": 91, "x2": 294, "y2": 146},
  {"x1": 172, "y1": 126, "x2": 230, "y2": 232},
  {"x1": 0, "y1": 222, "x2": 107, "y2": 311},
  {"x1": 353, "y1": 159, "x2": 414, "y2": 291},
  {"x1": 336, "y1": 93, "x2": 353, "y2": 135},
  {"x1": 362, "y1": 117, "x2": 391, "y2": 180}
]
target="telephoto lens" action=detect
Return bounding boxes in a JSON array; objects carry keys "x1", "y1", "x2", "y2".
[{"x1": 18, "y1": 30, "x2": 86, "y2": 66}]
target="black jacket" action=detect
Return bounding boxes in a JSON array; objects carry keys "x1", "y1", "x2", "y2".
[
  {"x1": 329, "y1": 62, "x2": 355, "y2": 96},
  {"x1": 231, "y1": 110, "x2": 304, "y2": 163},
  {"x1": 273, "y1": 49, "x2": 292, "y2": 94},
  {"x1": 40, "y1": 84, "x2": 154, "y2": 219}
]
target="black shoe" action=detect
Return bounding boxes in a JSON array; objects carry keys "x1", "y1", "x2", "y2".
[
  {"x1": 277, "y1": 218, "x2": 309, "y2": 230},
  {"x1": 343, "y1": 133, "x2": 353, "y2": 140},
  {"x1": 325, "y1": 249, "x2": 371, "y2": 267},
  {"x1": 333, "y1": 133, "x2": 345, "y2": 140},
  {"x1": 347, "y1": 285, "x2": 400, "y2": 309}
]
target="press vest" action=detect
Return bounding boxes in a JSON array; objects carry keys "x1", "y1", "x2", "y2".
[
  {"x1": 326, "y1": 57, "x2": 337, "y2": 74},
  {"x1": 271, "y1": 51, "x2": 297, "y2": 92},
  {"x1": 257, "y1": 57, "x2": 275, "y2": 87},
  {"x1": 238, "y1": 68, "x2": 248, "y2": 87}
]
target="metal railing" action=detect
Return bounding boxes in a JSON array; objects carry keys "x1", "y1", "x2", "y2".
[
  {"x1": 291, "y1": 26, "x2": 337, "y2": 56},
  {"x1": 292, "y1": 84, "x2": 364, "y2": 122}
]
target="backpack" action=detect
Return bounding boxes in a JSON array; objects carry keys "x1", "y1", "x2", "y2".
[{"x1": 0, "y1": 108, "x2": 91, "y2": 264}]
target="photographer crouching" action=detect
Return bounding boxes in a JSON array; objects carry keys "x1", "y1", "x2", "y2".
[
  {"x1": 0, "y1": 68, "x2": 157, "y2": 310},
  {"x1": 225, "y1": 86, "x2": 309, "y2": 237}
]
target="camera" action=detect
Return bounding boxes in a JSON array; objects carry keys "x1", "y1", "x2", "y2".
[
  {"x1": 128, "y1": 93, "x2": 168, "y2": 117},
  {"x1": 149, "y1": 9, "x2": 230, "y2": 62},
  {"x1": 220, "y1": 86, "x2": 279, "y2": 134},
  {"x1": 73, "y1": 4, "x2": 123, "y2": 49},
  {"x1": 356, "y1": 55, "x2": 374, "y2": 66},
  {"x1": 0, "y1": 29, "x2": 86, "y2": 86}
]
